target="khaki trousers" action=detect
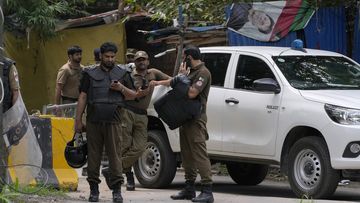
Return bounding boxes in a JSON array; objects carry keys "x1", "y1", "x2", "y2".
[
  {"x1": 86, "y1": 120, "x2": 124, "y2": 188},
  {"x1": 180, "y1": 119, "x2": 212, "y2": 185},
  {"x1": 121, "y1": 109, "x2": 148, "y2": 172}
]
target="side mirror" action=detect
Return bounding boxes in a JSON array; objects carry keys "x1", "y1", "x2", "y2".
[{"x1": 253, "y1": 78, "x2": 281, "y2": 94}]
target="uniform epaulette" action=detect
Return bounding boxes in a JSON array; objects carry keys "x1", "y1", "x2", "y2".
[
  {"x1": 2, "y1": 57, "x2": 15, "y2": 69},
  {"x1": 117, "y1": 64, "x2": 133, "y2": 73},
  {"x1": 84, "y1": 64, "x2": 98, "y2": 70}
]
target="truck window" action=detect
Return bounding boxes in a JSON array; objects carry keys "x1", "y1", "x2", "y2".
[
  {"x1": 235, "y1": 55, "x2": 275, "y2": 90},
  {"x1": 201, "y1": 53, "x2": 231, "y2": 87}
]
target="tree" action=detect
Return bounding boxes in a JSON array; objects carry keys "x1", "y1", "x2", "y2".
[{"x1": 4, "y1": 0, "x2": 92, "y2": 40}]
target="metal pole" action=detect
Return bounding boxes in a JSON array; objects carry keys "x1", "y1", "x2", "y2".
[
  {"x1": 0, "y1": 0, "x2": 7, "y2": 190},
  {"x1": 172, "y1": 5, "x2": 185, "y2": 76}
]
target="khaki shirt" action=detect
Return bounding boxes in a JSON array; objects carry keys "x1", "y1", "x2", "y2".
[
  {"x1": 56, "y1": 61, "x2": 83, "y2": 99},
  {"x1": 187, "y1": 62, "x2": 211, "y2": 122},
  {"x1": 126, "y1": 68, "x2": 170, "y2": 110},
  {"x1": 9, "y1": 65, "x2": 20, "y2": 91}
]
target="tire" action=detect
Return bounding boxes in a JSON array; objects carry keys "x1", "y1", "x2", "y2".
[
  {"x1": 287, "y1": 136, "x2": 340, "y2": 199},
  {"x1": 133, "y1": 130, "x2": 177, "y2": 188},
  {"x1": 226, "y1": 162, "x2": 269, "y2": 185}
]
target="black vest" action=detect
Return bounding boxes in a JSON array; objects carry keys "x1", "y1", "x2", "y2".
[
  {"x1": 85, "y1": 65, "x2": 128, "y2": 122},
  {"x1": 2, "y1": 58, "x2": 15, "y2": 113}
]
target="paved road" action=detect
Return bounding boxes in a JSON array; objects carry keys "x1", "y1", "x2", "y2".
[{"x1": 66, "y1": 171, "x2": 360, "y2": 203}]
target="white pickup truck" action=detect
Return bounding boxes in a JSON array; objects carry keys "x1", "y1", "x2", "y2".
[{"x1": 133, "y1": 45, "x2": 360, "y2": 199}]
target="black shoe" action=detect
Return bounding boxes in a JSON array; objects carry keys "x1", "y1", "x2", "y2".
[
  {"x1": 170, "y1": 181, "x2": 196, "y2": 200},
  {"x1": 125, "y1": 171, "x2": 135, "y2": 191},
  {"x1": 112, "y1": 189, "x2": 123, "y2": 203},
  {"x1": 82, "y1": 167, "x2": 88, "y2": 176},
  {"x1": 191, "y1": 185, "x2": 214, "y2": 203},
  {"x1": 88, "y1": 183, "x2": 99, "y2": 202}
]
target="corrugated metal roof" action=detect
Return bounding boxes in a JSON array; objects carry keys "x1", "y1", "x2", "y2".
[
  {"x1": 304, "y1": 7, "x2": 347, "y2": 55},
  {"x1": 352, "y1": 10, "x2": 360, "y2": 63},
  {"x1": 187, "y1": 25, "x2": 225, "y2": 32}
]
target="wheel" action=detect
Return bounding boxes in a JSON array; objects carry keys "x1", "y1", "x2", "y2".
[
  {"x1": 226, "y1": 162, "x2": 268, "y2": 185},
  {"x1": 287, "y1": 136, "x2": 340, "y2": 199},
  {"x1": 133, "y1": 130, "x2": 177, "y2": 188}
]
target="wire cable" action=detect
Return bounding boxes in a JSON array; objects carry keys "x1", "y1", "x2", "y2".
[
  {"x1": 0, "y1": 164, "x2": 49, "y2": 195},
  {"x1": 0, "y1": 76, "x2": 4, "y2": 104},
  {"x1": 0, "y1": 5, "x2": 4, "y2": 26}
]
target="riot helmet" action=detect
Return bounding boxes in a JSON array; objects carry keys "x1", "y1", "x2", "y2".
[{"x1": 64, "y1": 133, "x2": 87, "y2": 168}]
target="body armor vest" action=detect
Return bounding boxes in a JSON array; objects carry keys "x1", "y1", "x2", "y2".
[
  {"x1": 2, "y1": 58, "x2": 15, "y2": 113},
  {"x1": 154, "y1": 75, "x2": 201, "y2": 130},
  {"x1": 85, "y1": 65, "x2": 127, "y2": 122}
]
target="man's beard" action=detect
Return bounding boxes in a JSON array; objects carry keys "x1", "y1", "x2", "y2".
[
  {"x1": 72, "y1": 58, "x2": 81, "y2": 64},
  {"x1": 137, "y1": 63, "x2": 147, "y2": 70},
  {"x1": 102, "y1": 61, "x2": 115, "y2": 69}
]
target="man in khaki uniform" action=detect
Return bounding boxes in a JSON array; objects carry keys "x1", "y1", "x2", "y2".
[
  {"x1": 55, "y1": 45, "x2": 83, "y2": 113},
  {"x1": 121, "y1": 51, "x2": 170, "y2": 191},
  {"x1": 154, "y1": 45, "x2": 214, "y2": 203},
  {"x1": 125, "y1": 48, "x2": 137, "y2": 64},
  {"x1": 75, "y1": 42, "x2": 149, "y2": 203},
  {"x1": 0, "y1": 57, "x2": 20, "y2": 192}
]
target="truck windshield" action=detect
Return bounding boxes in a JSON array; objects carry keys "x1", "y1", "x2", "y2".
[{"x1": 273, "y1": 56, "x2": 360, "y2": 90}]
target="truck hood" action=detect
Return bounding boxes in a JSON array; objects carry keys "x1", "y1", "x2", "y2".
[{"x1": 300, "y1": 90, "x2": 360, "y2": 109}]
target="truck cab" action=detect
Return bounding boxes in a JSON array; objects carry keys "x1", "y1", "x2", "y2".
[{"x1": 134, "y1": 45, "x2": 360, "y2": 199}]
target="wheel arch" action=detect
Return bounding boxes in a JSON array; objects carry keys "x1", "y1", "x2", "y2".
[
  {"x1": 147, "y1": 115, "x2": 170, "y2": 143},
  {"x1": 147, "y1": 115, "x2": 179, "y2": 154},
  {"x1": 280, "y1": 126, "x2": 327, "y2": 175}
]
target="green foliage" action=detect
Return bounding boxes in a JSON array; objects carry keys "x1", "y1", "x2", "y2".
[
  {"x1": 4, "y1": 0, "x2": 91, "y2": 39},
  {"x1": 125, "y1": 0, "x2": 359, "y2": 25},
  {"x1": 0, "y1": 186, "x2": 20, "y2": 203},
  {"x1": 126, "y1": 0, "x2": 231, "y2": 24}
]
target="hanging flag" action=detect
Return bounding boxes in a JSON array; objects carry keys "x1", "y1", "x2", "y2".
[{"x1": 226, "y1": 0, "x2": 315, "y2": 42}]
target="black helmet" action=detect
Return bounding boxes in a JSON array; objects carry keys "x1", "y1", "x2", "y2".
[{"x1": 64, "y1": 133, "x2": 87, "y2": 168}]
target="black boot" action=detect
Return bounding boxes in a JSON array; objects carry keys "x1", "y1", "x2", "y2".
[
  {"x1": 88, "y1": 182, "x2": 99, "y2": 202},
  {"x1": 170, "y1": 181, "x2": 196, "y2": 200},
  {"x1": 191, "y1": 185, "x2": 214, "y2": 203},
  {"x1": 125, "y1": 171, "x2": 135, "y2": 191},
  {"x1": 112, "y1": 188, "x2": 123, "y2": 203}
]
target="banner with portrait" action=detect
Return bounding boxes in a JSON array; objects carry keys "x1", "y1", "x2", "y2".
[{"x1": 226, "y1": 0, "x2": 315, "y2": 42}]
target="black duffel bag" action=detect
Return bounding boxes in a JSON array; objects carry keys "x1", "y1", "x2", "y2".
[{"x1": 154, "y1": 75, "x2": 201, "y2": 130}]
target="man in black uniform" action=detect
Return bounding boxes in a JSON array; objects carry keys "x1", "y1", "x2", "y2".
[
  {"x1": 74, "y1": 42, "x2": 146, "y2": 203},
  {"x1": 154, "y1": 45, "x2": 214, "y2": 203}
]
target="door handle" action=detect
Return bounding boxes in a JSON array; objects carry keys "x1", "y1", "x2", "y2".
[{"x1": 225, "y1": 98, "x2": 239, "y2": 104}]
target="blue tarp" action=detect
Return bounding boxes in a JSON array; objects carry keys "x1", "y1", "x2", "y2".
[
  {"x1": 228, "y1": 29, "x2": 297, "y2": 47},
  {"x1": 228, "y1": 7, "x2": 347, "y2": 56},
  {"x1": 304, "y1": 7, "x2": 347, "y2": 55},
  {"x1": 352, "y1": 9, "x2": 360, "y2": 63}
]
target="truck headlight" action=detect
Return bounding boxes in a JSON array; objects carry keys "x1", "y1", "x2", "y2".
[{"x1": 325, "y1": 104, "x2": 360, "y2": 125}]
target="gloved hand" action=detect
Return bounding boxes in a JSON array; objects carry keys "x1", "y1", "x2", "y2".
[{"x1": 170, "y1": 74, "x2": 190, "y2": 88}]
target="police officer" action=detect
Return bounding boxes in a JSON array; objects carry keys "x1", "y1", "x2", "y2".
[
  {"x1": 94, "y1": 48, "x2": 101, "y2": 64},
  {"x1": 154, "y1": 45, "x2": 214, "y2": 203},
  {"x1": 121, "y1": 51, "x2": 170, "y2": 191},
  {"x1": 0, "y1": 57, "x2": 20, "y2": 192},
  {"x1": 74, "y1": 42, "x2": 146, "y2": 203},
  {"x1": 125, "y1": 48, "x2": 137, "y2": 64},
  {"x1": 55, "y1": 45, "x2": 83, "y2": 106},
  {"x1": 2, "y1": 57, "x2": 20, "y2": 112}
]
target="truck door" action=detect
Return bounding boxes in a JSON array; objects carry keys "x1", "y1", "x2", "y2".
[
  {"x1": 200, "y1": 52, "x2": 232, "y2": 151},
  {"x1": 222, "y1": 54, "x2": 282, "y2": 156}
]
